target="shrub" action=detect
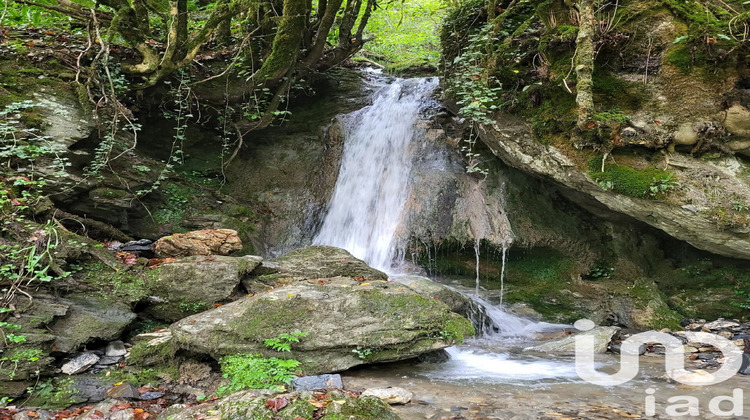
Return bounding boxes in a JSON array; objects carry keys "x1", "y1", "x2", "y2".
[{"x1": 217, "y1": 354, "x2": 300, "y2": 395}]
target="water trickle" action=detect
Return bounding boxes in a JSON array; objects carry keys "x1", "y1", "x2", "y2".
[
  {"x1": 313, "y1": 78, "x2": 438, "y2": 272},
  {"x1": 473, "y1": 238, "x2": 481, "y2": 297},
  {"x1": 499, "y1": 243, "x2": 508, "y2": 305}
]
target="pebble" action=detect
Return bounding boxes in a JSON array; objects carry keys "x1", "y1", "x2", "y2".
[
  {"x1": 361, "y1": 387, "x2": 413, "y2": 405},
  {"x1": 61, "y1": 353, "x2": 100, "y2": 375}
]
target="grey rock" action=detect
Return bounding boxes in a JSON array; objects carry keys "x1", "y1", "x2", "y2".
[
  {"x1": 525, "y1": 326, "x2": 620, "y2": 354},
  {"x1": 48, "y1": 296, "x2": 136, "y2": 354},
  {"x1": 361, "y1": 387, "x2": 413, "y2": 404},
  {"x1": 291, "y1": 374, "x2": 343, "y2": 391},
  {"x1": 140, "y1": 391, "x2": 165, "y2": 400},
  {"x1": 96, "y1": 355, "x2": 123, "y2": 365},
  {"x1": 105, "y1": 340, "x2": 128, "y2": 357},
  {"x1": 739, "y1": 354, "x2": 750, "y2": 375},
  {"x1": 71, "y1": 375, "x2": 110, "y2": 402},
  {"x1": 62, "y1": 353, "x2": 100, "y2": 375}
]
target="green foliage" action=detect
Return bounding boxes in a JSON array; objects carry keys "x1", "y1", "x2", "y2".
[
  {"x1": 217, "y1": 353, "x2": 300, "y2": 395},
  {"x1": 352, "y1": 346, "x2": 372, "y2": 360},
  {"x1": 586, "y1": 266, "x2": 614, "y2": 280},
  {"x1": 25, "y1": 378, "x2": 79, "y2": 410},
  {"x1": 588, "y1": 156, "x2": 678, "y2": 198},
  {"x1": 593, "y1": 108, "x2": 630, "y2": 125},
  {"x1": 263, "y1": 331, "x2": 308, "y2": 352},
  {"x1": 360, "y1": 0, "x2": 446, "y2": 65}
]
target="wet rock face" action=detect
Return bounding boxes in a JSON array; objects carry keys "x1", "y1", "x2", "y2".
[
  {"x1": 153, "y1": 229, "x2": 243, "y2": 258},
  {"x1": 171, "y1": 276, "x2": 475, "y2": 374}
]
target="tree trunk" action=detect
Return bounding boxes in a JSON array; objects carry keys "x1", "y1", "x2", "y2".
[{"x1": 574, "y1": 0, "x2": 595, "y2": 131}]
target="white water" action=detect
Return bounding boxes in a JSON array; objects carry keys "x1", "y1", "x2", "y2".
[
  {"x1": 313, "y1": 78, "x2": 438, "y2": 272},
  {"x1": 314, "y1": 75, "x2": 576, "y2": 384}
]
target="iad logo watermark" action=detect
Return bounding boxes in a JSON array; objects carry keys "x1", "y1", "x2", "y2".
[{"x1": 572, "y1": 319, "x2": 746, "y2": 417}]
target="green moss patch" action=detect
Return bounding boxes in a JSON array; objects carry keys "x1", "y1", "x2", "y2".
[{"x1": 588, "y1": 156, "x2": 676, "y2": 199}]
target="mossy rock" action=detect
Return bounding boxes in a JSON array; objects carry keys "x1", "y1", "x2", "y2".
[
  {"x1": 171, "y1": 277, "x2": 474, "y2": 374},
  {"x1": 244, "y1": 246, "x2": 388, "y2": 290},
  {"x1": 160, "y1": 390, "x2": 400, "y2": 420}
]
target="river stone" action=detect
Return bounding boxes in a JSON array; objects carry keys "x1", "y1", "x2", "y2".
[
  {"x1": 171, "y1": 277, "x2": 474, "y2": 374},
  {"x1": 48, "y1": 296, "x2": 136, "y2": 354},
  {"x1": 62, "y1": 353, "x2": 100, "y2": 375},
  {"x1": 145, "y1": 255, "x2": 262, "y2": 321},
  {"x1": 105, "y1": 340, "x2": 127, "y2": 357},
  {"x1": 292, "y1": 374, "x2": 343, "y2": 391},
  {"x1": 361, "y1": 387, "x2": 413, "y2": 405},
  {"x1": 153, "y1": 228, "x2": 243, "y2": 258},
  {"x1": 525, "y1": 326, "x2": 620, "y2": 354}
]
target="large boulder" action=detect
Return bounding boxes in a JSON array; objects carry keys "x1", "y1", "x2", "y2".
[
  {"x1": 171, "y1": 277, "x2": 474, "y2": 374},
  {"x1": 243, "y1": 246, "x2": 387, "y2": 291},
  {"x1": 153, "y1": 229, "x2": 243, "y2": 258},
  {"x1": 145, "y1": 255, "x2": 262, "y2": 321}
]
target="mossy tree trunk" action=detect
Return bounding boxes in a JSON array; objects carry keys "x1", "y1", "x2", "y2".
[{"x1": 574, "y1": 0, "x2": 596, "y2": 131}]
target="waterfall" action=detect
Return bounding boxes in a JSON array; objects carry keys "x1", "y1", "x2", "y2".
[{"x1": 313, "y1": 77, "x2": 438, "y2": 272}]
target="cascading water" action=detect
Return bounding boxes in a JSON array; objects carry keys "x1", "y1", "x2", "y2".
[
  {"x1": 313, "y1": 77, "x2": 438, "y2": 272},
  {"x1": 315, "y1": 74, "x2": 577, "y2": 384}
]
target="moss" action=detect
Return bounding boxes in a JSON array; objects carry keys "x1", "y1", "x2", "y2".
[
  {"x1": 105, "y1": 365, "x2": 179, "y2": 387},
  {"x1": 666, "y1": 46, "x2": 696, "y2": 74},
  {"x1": 78, "y1": 262, "x2": 149, "y2": 303},
  {"x1": 324, "y1": 396, "x2": 399, "y2": 420},
  {"x1": 587, "y1": 156, "x2": 676, "y2": 199},
  {"x1": 128, "y1": 339, "x2": 175, "y2": 367},
  {"x1": 230, "y1": 298, "x2": 312, "y2": 341}
]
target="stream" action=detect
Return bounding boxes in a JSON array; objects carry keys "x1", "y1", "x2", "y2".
[{"x1": 311, "y1": 73, "x2": 750, "y2": 419}]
